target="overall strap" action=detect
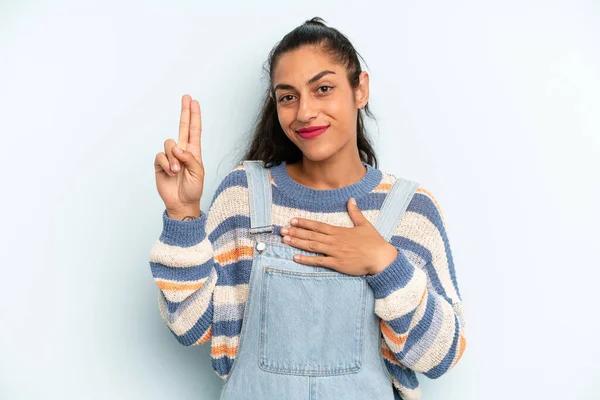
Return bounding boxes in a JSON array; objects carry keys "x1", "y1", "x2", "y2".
[
  {"x1": 243, "y1": 160, "x2": 274, "y2": 234},
  {"x1": 373, "y1": 177, "x2": 420, "y2": 242}
]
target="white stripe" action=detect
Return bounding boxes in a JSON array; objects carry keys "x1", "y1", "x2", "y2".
[
  {"x1": 374, "y1": 266, "x2": 427, "y2": 320},
  {"x1": 149, "y1": 236, "x2": 213, "y2": 267},
  {"x1": 211, "y1": 335, "x2": 240, "y2": 348},
  {"x1": 214, "y1": 284, "x2": 249, "y2": 306},
  {"x1": 206, "y1": 185, "x2": 250, "y2": 232}
]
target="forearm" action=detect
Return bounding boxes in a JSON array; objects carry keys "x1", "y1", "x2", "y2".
[
  {"x1": 367, "y1": 249, "x2": 466, "y2": 378},
  {"x1": 149, "y1": 209, "x2": 216, "y2": 346}
]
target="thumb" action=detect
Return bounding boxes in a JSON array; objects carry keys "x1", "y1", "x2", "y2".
[{"x1": 347, "y1": 197, "x2": 367, "y2": 227}]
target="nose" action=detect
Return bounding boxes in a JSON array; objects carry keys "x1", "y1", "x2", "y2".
[{"x1": 296, "y1": 94, "x2": 318, "y2": 123}]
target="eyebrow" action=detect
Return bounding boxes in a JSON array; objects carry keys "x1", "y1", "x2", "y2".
[{"x1": 272, "y1": 70, "x2": 336, "y2": 93}]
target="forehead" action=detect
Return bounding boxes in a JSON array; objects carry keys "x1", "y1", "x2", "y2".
[{"x1": 273, "y1": 46, "x2": 341, "y2": 84}]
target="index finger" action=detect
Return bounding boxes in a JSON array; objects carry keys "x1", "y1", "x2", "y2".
[
  {"x1": 291, "y1": 218, "x2": 335, "y2": 235},
  {"x1": 178, "y1": 94, "x2": 192, "y2": 150}
]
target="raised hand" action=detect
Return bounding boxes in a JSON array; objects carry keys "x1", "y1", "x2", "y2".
[{"x1": 154, "y1": 94, "x2": 205, "y2": 219}]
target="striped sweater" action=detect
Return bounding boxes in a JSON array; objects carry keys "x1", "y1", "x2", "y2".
[{"x1": 149, "y1": 161, "x2": 467, "y2": 400}]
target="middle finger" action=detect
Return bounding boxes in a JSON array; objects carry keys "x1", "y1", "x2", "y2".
[
  {"x1": 281, "y1": 227, "x2": 332, "y2": 245},
  {"x1": 178, "y1": 94, "x2": 191, "y2": 150}
]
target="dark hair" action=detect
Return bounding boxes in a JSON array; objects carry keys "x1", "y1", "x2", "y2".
[{"x1": 240, "y1": 17, "x2": 378, "y2": 169}]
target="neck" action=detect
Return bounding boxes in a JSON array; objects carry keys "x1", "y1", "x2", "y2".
[{"x1": 286, "y1": 152, "x2": 366, "y2": 190}]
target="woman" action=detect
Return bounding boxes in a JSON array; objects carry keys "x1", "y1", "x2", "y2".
[{"x1": 150, "y1": 17, "x2": 466, "y2": 400}]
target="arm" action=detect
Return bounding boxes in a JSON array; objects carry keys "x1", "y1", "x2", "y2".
[
  {"x1": 148, "y1": 166, "x2": 245, "y2": 347},
  {"x1": 366, "y1": 188, "x2": 467, "y2": 379}
]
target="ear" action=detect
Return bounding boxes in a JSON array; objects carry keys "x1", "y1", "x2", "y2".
[{"x1": 355, "y1": 71, "x2": 370, "y2": 109}]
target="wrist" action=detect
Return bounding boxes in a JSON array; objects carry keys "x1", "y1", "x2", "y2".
[
  {"x1": 368, "y1": 243, "x2": 398, "y2": 275},
  {"x1": 166, "y1": 205, "x2": 201, "y2": 221}
]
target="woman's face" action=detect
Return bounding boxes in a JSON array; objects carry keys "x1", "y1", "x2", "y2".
[{"x1": 271, "y1": 46, "x2": 369, "y2": 162}]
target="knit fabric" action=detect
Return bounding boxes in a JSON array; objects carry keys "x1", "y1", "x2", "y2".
[{"x1": 149, "y1": 161, "x2": 467, "y2": 400}]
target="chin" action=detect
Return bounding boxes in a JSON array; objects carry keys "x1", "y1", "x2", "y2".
[{"x1": 299, "y1": 147, "x2": 338, "y2": 163}]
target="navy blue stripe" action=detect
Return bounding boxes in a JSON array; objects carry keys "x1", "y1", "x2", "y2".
[
  {"x1": 208, "y1": 215, "x2": 251, "y2": 243},
  {"x1": 212, "y1": 355, "x2": 234, "y2": 377},
  {"x1": 150, "y1": 260, "x2": 214, "y2": 282},
  {"x1": 216, "y1": 260, "x2": 252, "y2": 286},
  {"x1": 272, "y1": 190, "x2": 388, "y2": 213},
  {"x1": 212, "y1": 318, "x2": 243, "y2": 338},
  {"x1": 383, "y1": 359, "x2": 419, "y2": 389}
]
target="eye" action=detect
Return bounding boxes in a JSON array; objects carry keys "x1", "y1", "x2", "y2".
[
  {"x1": 278, "y1": 94, "x2": 295, "y2": 103},
  {"x1": 317, "y1": 85, "x2": 333, "y2": 94}
]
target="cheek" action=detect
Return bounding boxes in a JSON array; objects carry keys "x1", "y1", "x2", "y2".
[
  {"x1": 276, "y1": 109, "x2": 300, "y2": 143},
  {"x1": 328, "y1": 103, "x2": 356, "y2": 133},
  {"x1": 325, "y1": 96, "x2": 354, "y2": 121},
  {"x1": 277, "y1": 105, "x2": 295, "y2": 121}
]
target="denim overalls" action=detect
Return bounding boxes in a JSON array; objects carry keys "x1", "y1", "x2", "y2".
[{"x1": 219, "y1": 161, "x2": 419, "y2": 400}]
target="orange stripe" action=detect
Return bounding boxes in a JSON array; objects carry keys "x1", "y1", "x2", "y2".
[
  {"x1": 375, "y1": 183, "x2": 392, "y2": 191},
  {"x1": 211, "y1": 344, "x2": 238, "y2": 358},
  {"x1": 380, "y1": 320, "x2": 407, "y2": 346},
  {"x1": 452, "y1": 333, "x2": 467, "y2": 367},
  {"x1": 381, "y1": 347, "x2": 398, "y2": 362},
  {"x1": 158, "y1": 279, "x2": 205, "y2": 291},
  {"x1": 215, "y1": 245, "x2": 254, "y2": 264}
]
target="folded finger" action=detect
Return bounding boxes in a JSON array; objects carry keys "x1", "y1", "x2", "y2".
[{"x1": 155, "y1": 152, "x2": 176, "y2": 176}]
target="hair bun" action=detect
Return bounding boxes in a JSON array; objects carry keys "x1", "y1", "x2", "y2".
[{"x1": 305, "y1": 17, "x2": 328, "y2": 26}]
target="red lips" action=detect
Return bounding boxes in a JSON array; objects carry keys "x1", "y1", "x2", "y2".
[
  {"x1": 296, "y1": 125, "x2": 329, "y2": 139},
  {"x1": 296, "y1": 125, "x2": 329, "y2": 133}
]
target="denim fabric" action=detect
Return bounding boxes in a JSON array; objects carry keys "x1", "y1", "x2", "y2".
[{"x1": 219, "y1": 161, "x2": 418, "y2": 399}]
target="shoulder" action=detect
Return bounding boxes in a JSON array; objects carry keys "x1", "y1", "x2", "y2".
[
  {"x1": 378, "y1": 169, "x2": 446, "y2": 227},
  {"x1": 211, "y1": 160, "x2": 276, "y2": 199},
  {"x1": 205, "y1": 163, "x2": 250, "y2": 226},
  {"x1": 210, "y1": 163, "x2": 248, "y2": 204}
]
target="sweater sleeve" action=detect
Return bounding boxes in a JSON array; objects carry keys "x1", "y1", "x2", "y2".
[
  {"x1": 148, "y1": 166, "x2": 244, "y2": 347},
  {"x1": 365, "y1": 187, "x2": 467, "y2": 379}
]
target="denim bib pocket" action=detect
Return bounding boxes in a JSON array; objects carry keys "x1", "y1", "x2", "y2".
[{"x1": 258, "y1": 261, "x2": 367, "y2": 376}]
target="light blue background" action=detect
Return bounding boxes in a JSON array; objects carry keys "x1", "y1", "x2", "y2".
[{"x1": 1, "y1": 0, "x2": 599, "y2": 399}]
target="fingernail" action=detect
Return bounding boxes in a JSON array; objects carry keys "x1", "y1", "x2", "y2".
[
  {"x1": 350, "y1": 197, "x2": 357, "y2": 206},
  {"x1": 291, "y1": 219, "x2": 298, "y2": 225},
  {"x1": 174, "y1": 147, "x2": 183, "y2": 154},
  {"x1": 281, "y1": 228, "x2": 288, "y2": 234},
  {"x1": 172, "y1": 163, "x2": 179, "y2": 171}
]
